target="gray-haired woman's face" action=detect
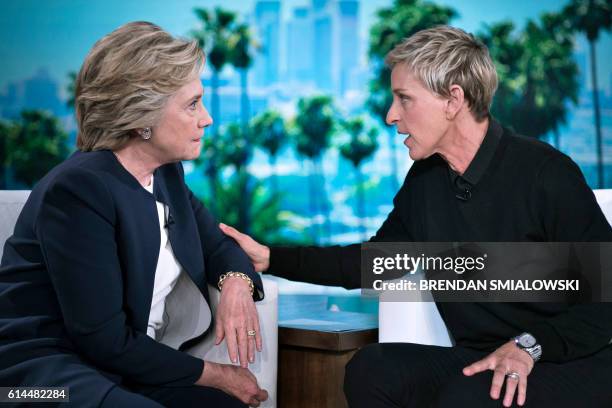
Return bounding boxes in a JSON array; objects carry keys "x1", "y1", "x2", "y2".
[
  {"x1": 386, "y1": 65, "x2": 450, "y2": 161},
  {"x1": 149, "y1": 78, "x2": 212, "y2": 162}
]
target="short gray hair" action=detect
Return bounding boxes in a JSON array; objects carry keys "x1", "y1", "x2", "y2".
[
  {"x1": 75, "y1": 21, "x2": 204, "y2": 151},
  {"x1": 385, "y1": 25, "x2": 497, "y2": 121}
]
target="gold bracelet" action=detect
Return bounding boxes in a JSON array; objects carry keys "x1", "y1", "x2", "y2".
[{"x1": 218, "y1": 272, "x2": 255, "y2": 296}]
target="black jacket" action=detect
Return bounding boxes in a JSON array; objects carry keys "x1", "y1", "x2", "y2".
[{"x1": 0, "y1": 149, "x2": 262, "y2": 402}]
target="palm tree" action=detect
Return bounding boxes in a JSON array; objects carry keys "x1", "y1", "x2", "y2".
[
  {"x1": 478, "y1": 19, "x2": 579, "y2": 142},
  {"x1": 563, "y1": 0, "x2": 611, "y2": 188},
  {"x1": 339, "y1": 117, "x2": 378, "y2": 239},
  {"x1": 478, "y1": 22, "x2": 524, "y2": 129},
  {"x1": 6, "y1": 110, "x2": 69, "y2": 187},
  {"x1": 227, "y1": 22, "x2": 260, "y2": 233},
  {"x1": 294, "y1": 95, "x2": 336, "y2": 242},
  {"x1": 538, "y1": 12, "x2": 580, "y2": 149},
  {"x1": 192, "y1": 7, "x2": 236, "y2": 131},
  {"x1": 229, "y1": 23, "x2": 258, "y2": 140},
  {"x1": 197, "y1": 123, "x2": 234, "y2": 217},
  {"x1": 220, "y1": 123, "x2": 250, "y2": 171},
  {"x1": 251, "y1": 110, "x2": 287, "y2": 196},
  {"x1": 198, "y1": 171, "x2": 288, "y2": 245},
  {"x1": 368, "y1": 0, "x2": 457, "y2": 192},
  {"x1": 191, "y1": 7, "x2": 237, "y2": 204},
  {"x1": 215, "y1": 122, "x2": 252, "y2": 232}
]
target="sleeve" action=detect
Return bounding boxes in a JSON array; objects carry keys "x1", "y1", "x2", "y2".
[
  {"x1": 186, "y1": 186, "x2": 264, "y2": 301},
  {"x1": 525, "y1": 154, "x2": 612, "y2": 362},
  {"x1": 535, "y1": 153, "x2": 612, "y2": 241},
  {"x1": 371, "y1": 172, "x2": 415, "y2": 242},
  {"x1": 267, "y1": 172, "x2": 416, "y2": 289},
  {"x1": 268, "y1": 244, "x2": 361, "y2": 289},
  {"x1": 36, "y1": 167, "x2": 204, "y2": 386}
]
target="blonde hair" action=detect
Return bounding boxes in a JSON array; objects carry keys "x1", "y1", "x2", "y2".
[
  {"x1": 75, "y1": 21, "x2": 204, "y2": 151},
  {"x1": 385, "y1": 25, "x2": 497, "y2": 121}
]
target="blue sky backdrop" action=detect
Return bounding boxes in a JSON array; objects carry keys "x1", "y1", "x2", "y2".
[
  {"x1": 1, "y1": 0, "x2": 611, "y2": 245},
  {"x1": 1, "y1": 0, "x2": 610, "y2": 93}
]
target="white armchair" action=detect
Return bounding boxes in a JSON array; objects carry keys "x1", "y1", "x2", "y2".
[
  {"x1": 379, "y1": 189, "x2": 612, "y2": 346},
  {"x1": 0, "y1": 190, "x2": 278, "y2": 408}
]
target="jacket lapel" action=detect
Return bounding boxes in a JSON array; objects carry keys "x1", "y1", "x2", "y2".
[{"x1": 153, "y1": 169, "x2": 206, "y2": 296}]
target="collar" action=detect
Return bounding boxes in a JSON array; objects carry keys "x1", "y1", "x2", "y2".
[
  {"x1": 103, "y1": 149, "x2": 169, "y2": 204},
  {"x1": 448, "y1": 118, "x2": 502, "y2": 189}
]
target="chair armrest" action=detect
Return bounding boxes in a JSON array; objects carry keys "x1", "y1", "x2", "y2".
[
  {"x1": 378, "y1": 281, "x2": 453, "y2": 347},
  {"x1": 189, "y1": 275, "x2": 278, "y2": 408}
]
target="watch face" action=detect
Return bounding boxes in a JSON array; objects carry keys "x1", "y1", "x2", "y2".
[{"x1": 518, "y1": 333, "x2": 536, "y2": 348}]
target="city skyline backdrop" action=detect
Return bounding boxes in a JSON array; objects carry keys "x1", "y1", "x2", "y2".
[
  {"x1": 1, "y1": 0, "x2": 611, "y2": 244},
  {"x1": 1, "y1": 0, "x2": 611, "y2": 91}
]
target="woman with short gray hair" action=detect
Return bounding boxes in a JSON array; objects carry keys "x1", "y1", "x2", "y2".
[
  {"x1": 221, "y1": 25, "x2": 612, "y2": 407},
  {"x1": 0, "y1": 22, "x2": 268, "y2": 407}
]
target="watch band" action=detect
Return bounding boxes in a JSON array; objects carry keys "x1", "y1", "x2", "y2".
[
  {"x1": 513, "y1": 333, "x2": 542, "y2": 362},
  {"x1": 522, "y1": 344, "x2": 542, "y2": 362}
]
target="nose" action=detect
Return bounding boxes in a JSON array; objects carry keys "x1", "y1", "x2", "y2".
[
  {"x1": 386, "y1": 101, "x2": 399, "y2": 126},
  {"x1": 198, "y1": 106, "x2": 213, "y2": 128}
]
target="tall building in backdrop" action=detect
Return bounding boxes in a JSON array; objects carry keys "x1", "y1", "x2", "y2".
[
  {"x1": 286, "y1": 7, "x2": 314, "y2": 85},
  {"x1": 335, "y1": 0, "x2": 360, "y2": 96},
  {"x1": 0, "y1": 69, "x2": 64, "y2": 119},
  {"x1": 253, "y1": 0, "x2": 361, "y2": 97},
  {"x1": 251, "y1": 0, "x2": 281, "y2": 87}
]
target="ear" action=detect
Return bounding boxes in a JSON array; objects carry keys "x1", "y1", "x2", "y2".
[{"x1": 445, "y1": 84, "x2": 465, "y2": 120}]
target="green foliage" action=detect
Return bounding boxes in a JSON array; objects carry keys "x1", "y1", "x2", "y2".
[
  {"x1": 191, "y1": 6, "x2": 239, "y2": 212},
  {"x1": 199, "y1": 170, "x2": 289, "y2": 244},
  {"x1": 2, "y1": 110, "x2": 69, "y2": 187},
  {"x1": 294, "y1": 95, "x2": 336, "y2": 159},
  {"x1": 191, "y1": 7, "x2": 237, "y2": 72},
  {"x1": 229, "y1": 23, "x2": 258, "y2": 70},
  {"x1": 197, "y1": 122, "x2": 249, "y2": 183},
  {"x1": 221, "y1": 123, "x2": 250, "y2": 171},
  {"x1": 563, "y1": 0, "x2": 611, "y2": 41},
  {"x1": 339, "y1": 117, "x2": 379, "y2": 168},
  {"x1": 192, "y1": 7, "x2": 261, "y2": 197},
  {"x1": 367, "y1": 0, "x2": 456, "y2": 190},
  {"x1": 478, "y1": 22, "x2": 524, "y2": 127},
  {"x1": 367, "y1": 0, "x2": 457, "y2": 124},
  {"x1": 338, "y1": 117, "x2": 379, "y2": 238},
  {"x1": 251, "y1": 110, "x2": 287, "y2": 158},
  {"x1": 562, "y1": 0, "x2": 611, "y2": 187},
  {"x1": 293, "y1": 95, "x2": 337, "y2": 241},
  {"x1": 478, "y1": 16, "x2": 579, "y2": 138},
  {"x1": 367, "y1": 0, "x2": 580, "y2": 142}
]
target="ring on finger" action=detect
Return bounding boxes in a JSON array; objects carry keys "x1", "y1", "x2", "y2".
[
  {"x1": 505, "y1": 371, "x2": 520, "y2": 381},
  {"x1": 247, "y1": 329, "x2": 256, "y2": 337}
]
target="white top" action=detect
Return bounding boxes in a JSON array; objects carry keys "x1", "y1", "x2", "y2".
[
  {"x1": 144, "y1": 176, "x2": 183, "y2": 339},
  {"x1": 143, "y1": 176, "x2": 212, "y2": 349}
]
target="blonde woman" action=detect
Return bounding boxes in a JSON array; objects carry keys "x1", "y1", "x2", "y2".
[{"x1": 0, "y1": 22, "x2": 267, "y2": 407}]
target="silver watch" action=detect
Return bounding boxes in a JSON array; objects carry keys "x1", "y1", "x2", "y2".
[{"x1": 513, "y1": 332, "x2": 542, "y2": 362}]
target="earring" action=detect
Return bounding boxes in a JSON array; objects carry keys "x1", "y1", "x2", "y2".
[{"x1": 141, "y1": 127, "x2": 152, "y2": 140}]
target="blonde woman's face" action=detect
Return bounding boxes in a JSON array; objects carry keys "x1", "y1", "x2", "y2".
[{"x1": 152, "y1": 77, "x2": 212, "y2": 162}]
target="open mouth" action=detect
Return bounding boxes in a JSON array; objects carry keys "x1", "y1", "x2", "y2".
[{"x1": 404, "y1": 134, "x2": 412, "y2": 147}]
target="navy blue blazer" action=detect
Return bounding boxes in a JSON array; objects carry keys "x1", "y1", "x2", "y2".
[{"x1": 0, "y1": 150, "x2": 263, "y2": 401}]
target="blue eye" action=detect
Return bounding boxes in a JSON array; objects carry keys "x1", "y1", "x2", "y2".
[{"x1": 188, "y1": 100, "x2": 198, "y2": 110}]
